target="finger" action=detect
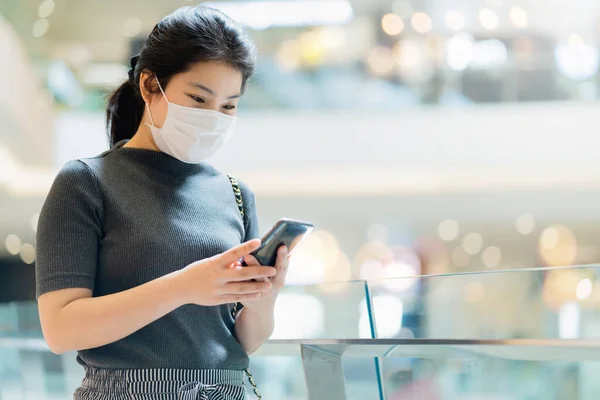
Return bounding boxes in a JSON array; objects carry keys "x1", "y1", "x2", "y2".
[
  {"x1": 227, "y1": 266, "x2": 277, "y2": 282},
  {"x1": 275, "y1": 246, "x2": 289, "y2": 270},
  {"x1": 243, "y1": 255, "x2": 261, "y2": 266},
  {"x1": 228, "y1": 261, "x2": 243, "y2": 269},
  {"x1": 223, "y1": 280, "x2": 272, "y2": 294},
  {"x1": 222, "y1": 293, "x2": 262, "y2": 303},
  {"x1": 218, "y1": 239, "x2": 261, "y2": 266},
  {"x1": 242, "y1": 256, "x2": 270, "y2": 284},
  {"x1": 229, "y1": 265, "x2": 268, "y2": 283},
  {"x1": 270, "y1": 247, "x2": 289, "y2": 285}
]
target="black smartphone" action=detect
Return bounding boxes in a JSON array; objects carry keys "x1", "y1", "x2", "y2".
[{"x1": 248, "y1": 218, "x2": 314, "y2": 266}]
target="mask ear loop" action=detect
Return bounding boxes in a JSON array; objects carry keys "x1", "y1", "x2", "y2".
[
  {"x1": 145, "y1": 75, "x2": 169, "y2": 127},
  {"x1": 155, "y1": 76, "x2": 170, "y2": 102}
]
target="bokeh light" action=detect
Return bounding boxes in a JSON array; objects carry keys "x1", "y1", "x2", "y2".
[
  {"x1": 379, "y1": 261, "x2": 418, "y2": 292},
  {"x1": 469, "y1": 39, "x2": 508, "y2": 69},
  {"x1": 555, "y1": 36, "x2": 599, "y2": 81},
  {"x1": 356, "y1": 241, "x2": 395, "y2": 279},
  {"x1": 576, "y1": 278, "x2": 593, "y2": 300},
  {"x1": 543, "y1": 269, "x2": 580, "y2": 309},
  {"x1": 359, "y1": 295, "x2": 403, "y2": 338},
  {"x1": 367, "y1": 46, "x2": 395, "y2": 76},
  {"x1": 438, "y1": 219, "x2": 459, "y2": 241},
  {"x1": 38, "y1": 0, "x2": 55, "y2": 19},
  {"x1": 540, "y1": 226, "x2": 560, "y2": 249},
  {"x1": 20, "y1": 244, "x2": 36, "y2": 264},
  {"x1": 288, "y1": 229, "x2": 344, "y2": 285},
  {"x1": 381, "y1": 13, "x2": 404, "y2": 36},
  {"x1": 411, "y1": 12, "x2": 432, "y2": 34},
  {"x1": 318, "y1": 26, "x2": 347, "y2": 50},
  {"x1": 379, "y1": 247, "x2": 421, "y2": 292},
  {"x1": 462, "y1": 233, "x2": 483, "y2": 255},
  {"x1": 446, "y1": 33, "x2": 475, "y2": 71},
  {"x1": 481, "y1": 246, "x2": 502, "y2": 268},
  {"x1": 276, "y1": 28, "x2": 346, "y2": 71},
  {"x1": 393, "y1": 40, "x2": 423, "y2": 69},
  {"x1": 32, "y1": 19, "x2": 50, "y2": 38},
  {"x1": 5, "y1": 234, "x2": 22, "y2": 255},
  {"x1": 445, "y1": 10, "x2": 465, "y2": 32},
  {"x1": 509, "y1": 7, "x2": 528, "y2": 29},
  {"x1": 360, "y1": 259, "x2": 384, "y2": 281},
  {"x1": 298, "y1": 30, "x2": 326, "y2": 66},
  {"x1": 479, "y1": 8, "x2": 499, "y2": 30},
  {"x1": 516, "y1": 213, "x2": 535, "y2": 235},
  {"x1": 539, "y1": 225, "x2": 578, "y2": 266},
  {"x1": 272, "y1": 294, "x2": 325, "y2": 339}
]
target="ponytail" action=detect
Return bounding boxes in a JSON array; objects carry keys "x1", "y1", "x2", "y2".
[{"x1": 106, "y1": 80, "x2": 145, "y2": 147}]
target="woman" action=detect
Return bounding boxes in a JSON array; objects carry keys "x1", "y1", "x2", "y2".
[{"x1": 35, "y1": 5, "x2": 288, "y2": 399}]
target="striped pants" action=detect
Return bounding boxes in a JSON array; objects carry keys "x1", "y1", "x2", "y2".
[{"x1": 74, "y1": 367, "x2": 247, "y2": 399}]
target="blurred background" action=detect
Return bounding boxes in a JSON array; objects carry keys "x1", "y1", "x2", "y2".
[{"x1": 3, "y1": 0, "x2": 600, "y2": 399}]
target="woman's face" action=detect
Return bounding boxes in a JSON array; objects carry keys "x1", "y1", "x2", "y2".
[{"x1": 140, "y1": 60, "x2": 244, "y2": 129}]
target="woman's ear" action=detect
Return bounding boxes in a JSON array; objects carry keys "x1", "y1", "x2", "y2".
[{"x1": 138, "y1": 71, "x2": 157, "y2": 104}]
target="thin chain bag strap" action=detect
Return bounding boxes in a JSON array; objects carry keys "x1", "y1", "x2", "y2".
[{"x1": 227, "y1": 174, "x2": 263, "y2": 400}]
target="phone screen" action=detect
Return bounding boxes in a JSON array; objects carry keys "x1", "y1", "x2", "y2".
[{"x1": 251, "y1": 219, "x2": 314, "y2": 266}]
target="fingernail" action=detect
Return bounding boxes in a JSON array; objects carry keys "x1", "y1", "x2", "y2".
[{"x1": 281, "y1": 246, "x2": 288, "y2": 255}]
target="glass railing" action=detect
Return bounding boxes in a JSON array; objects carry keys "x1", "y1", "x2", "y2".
[{"x1": 2, "y1": 265, "x2": 600, "y2": 399}]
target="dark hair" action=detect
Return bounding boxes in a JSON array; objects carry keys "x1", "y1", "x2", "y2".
[{"x1": 106, "y1": 6, "x2": 257, "y2": 146}]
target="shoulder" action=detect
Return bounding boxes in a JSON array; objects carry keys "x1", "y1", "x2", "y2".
[
  {"x1": 50, "y1": 160, "x2": 101, "y2": 200},
  {"x1": 237, "y1": 179, "x2": 255, "y2": 200},
  {"x1": 70, "y1": 141, "x2": 125, "y2": 173},
  {"x1": 223, "y1": 170, "x2": 255, "y2": 201},
  {"x1": 54, "y1": 159, "x2": 95, "y2": 183},
  {"x1": 77, "y1": 148, "x2": 113, "y2": 171}
]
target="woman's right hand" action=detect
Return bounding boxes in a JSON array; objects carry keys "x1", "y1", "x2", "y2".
[{"x1": 178, "y1": 239, "x2": 276, "y2": 306}]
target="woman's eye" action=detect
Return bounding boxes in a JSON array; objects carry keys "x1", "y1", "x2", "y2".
[
  {"x1": 223, "y1": 105, "x2": 236, "y2": 110},
  {"x1": 189, "y1": 95, "x2": 205, "y2": 104}
]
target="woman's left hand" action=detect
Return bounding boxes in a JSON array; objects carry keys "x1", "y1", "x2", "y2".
[{"x1": 234, "y1": 245, "x2": 289, "y2": 308}]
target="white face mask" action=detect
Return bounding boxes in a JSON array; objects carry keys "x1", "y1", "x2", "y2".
[{"x1": 145, "y1": 78, "x2": 237, "y2": 164}]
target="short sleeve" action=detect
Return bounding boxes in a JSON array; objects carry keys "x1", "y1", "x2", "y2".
[
  {"x1": 238, "y1": 180, "x2": 260, "y2": 242},
  {"x1": 35, "y1": 160, "x2": 103, "y2": 299}
]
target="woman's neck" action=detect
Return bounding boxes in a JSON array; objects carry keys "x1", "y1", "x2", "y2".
[{"x1": 123, "y1": 127, "x2": 161, "y2": 152}]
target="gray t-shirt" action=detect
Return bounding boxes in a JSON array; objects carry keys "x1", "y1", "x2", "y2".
[{"x1": 35, "y1": 139, "x2": 259, "y2": 370}]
